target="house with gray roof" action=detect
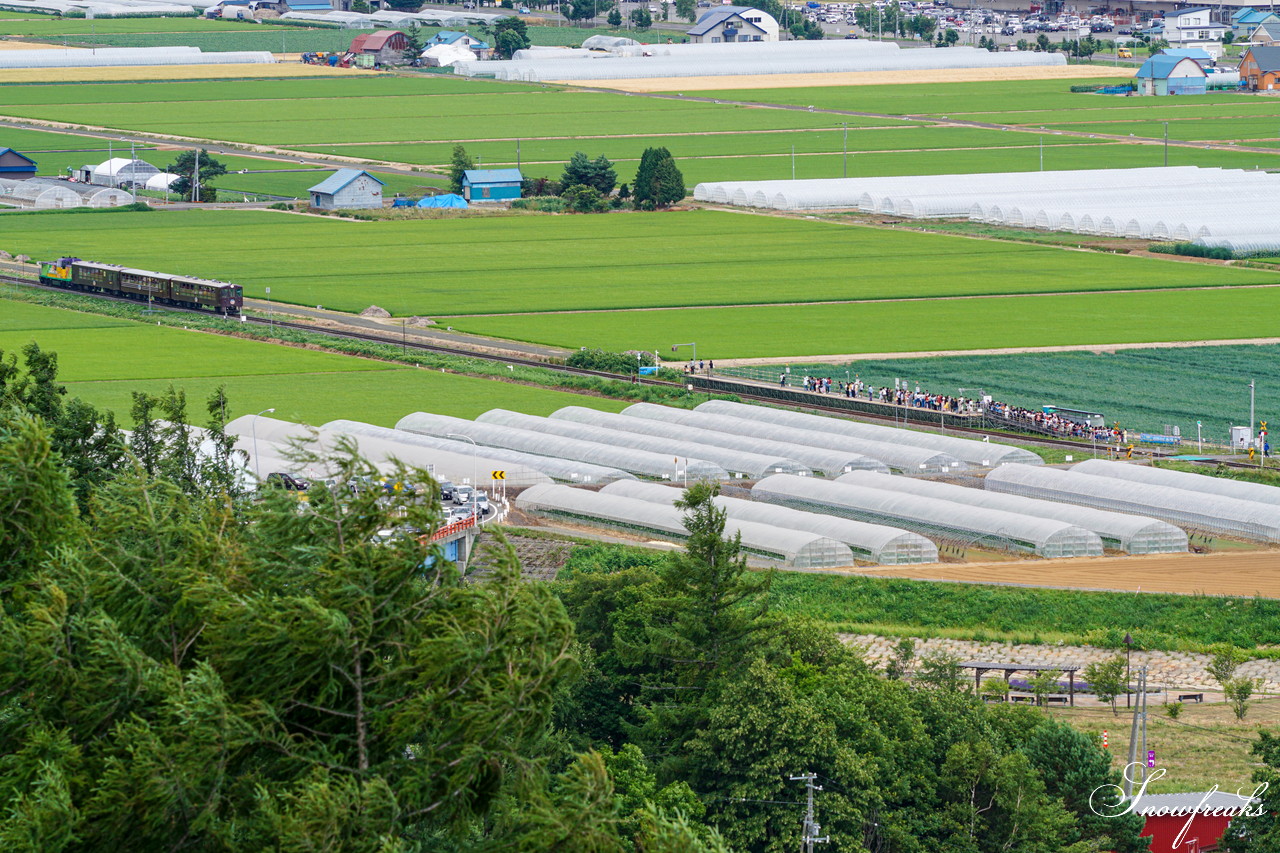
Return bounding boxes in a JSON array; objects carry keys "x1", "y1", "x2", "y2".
[
  {"x1": 687, "y1": 6, "x2": 778, "y2": 43},
  {"x1": 0, "y1": 148, "x2": 36, "y2": 180},
  {"x1": 308, "y1": 169, "x2": 385, "y2": 210}
]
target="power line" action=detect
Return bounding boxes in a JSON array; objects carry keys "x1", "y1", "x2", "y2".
[{"x1": 790, "y1": 773, "x2": 829, "y2": 853}]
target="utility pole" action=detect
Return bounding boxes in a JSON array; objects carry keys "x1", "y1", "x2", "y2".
[
  {"x1": 1163, "y1": 121, "x2": 1169, "y2": 167},
  {"x1": 193, "y1": 148, "x2": 201, "y2": 204},
  {"x1": 1140, "y1": 666, "x2": 1149, "y2": 787},
  {"x1": 1123, "y1": 667, "x2": 1143, "y2": 798},
  {"x1": 790, "y1": 773, "x2": 829, "y2": 853},
  {"x1": 840, "y1": 122, "x2": 848, "y2": 178}
]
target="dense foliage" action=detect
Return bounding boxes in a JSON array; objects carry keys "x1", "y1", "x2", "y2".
[
  {"x1": 165, "y1": 149, "x2": 226, "y2": 203},
  {"x1": 1149, "y1": 241, "x2": 1234, "y2": 260},
  {"x1": 566, "y1": 347, "x2": 657, "y2": 374},
  {"x1": 632, "y1": 147, "x2": 686, "y2": 210}
]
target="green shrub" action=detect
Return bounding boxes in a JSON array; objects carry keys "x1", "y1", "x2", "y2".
[
  {"x1": 1149, "y1": 242, "x2": 1234, "y2": 260},
  {"x1": 511, "y1": 196, "x2": 566, "y2": 212},
  {"x1": 566, "y1": 347, "x2": 656, "y2": 374}
]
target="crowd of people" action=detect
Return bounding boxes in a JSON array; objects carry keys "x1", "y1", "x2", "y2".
[{"x1": 774, "y1": 373, "x2": 1120, "y2": 440}]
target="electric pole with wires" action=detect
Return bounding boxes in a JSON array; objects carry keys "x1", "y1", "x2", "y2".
[{"x1": 790, "y1": 773, "x2": 829, "y2": 853}]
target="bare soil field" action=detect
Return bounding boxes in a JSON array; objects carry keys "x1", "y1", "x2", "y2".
[
  {"x1": 0, "y1": 61, "x2": 363, "y2": 84},
  {"x1": 864, "y1": 550, "x2": 1280, "y2": 597},
  {"x1": 584, "y1": 64, "x2": 1133, "y2": 93}
]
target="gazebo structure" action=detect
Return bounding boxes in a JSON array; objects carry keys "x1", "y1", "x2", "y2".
[{"x1": 962, "y1": 660, "x2": 1084, "y2": 705}]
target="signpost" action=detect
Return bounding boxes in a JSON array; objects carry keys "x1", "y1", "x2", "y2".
[{"x1": 1147, "y1": 749, "x2": 1156, "y2": 769}]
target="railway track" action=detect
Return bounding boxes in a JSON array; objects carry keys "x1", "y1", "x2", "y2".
[{"x1": 0, "y1": 272, "x2": 1183, "y2": 456}]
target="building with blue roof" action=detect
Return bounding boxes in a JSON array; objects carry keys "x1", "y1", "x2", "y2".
[
  {"x1": 1161, "y1": 47, "x2": 1214, "y2": 62},
  {"x1": 1136, "y1": 54, "x2": 1207, "y2": 96},
  {"x1": 308, "y1": 169, "x2": 385, "y2": 210},
  {"x1": 0, "y1": 148, "x2": 36, "y2": 180},
  {"x1": 1234, "y1": 7, "x2": 1280, "y2": 39},
  {"x1": 429, "y1": 30, "x2": 492, "y2": 57},
  {"x1": 686, "y1": 6, "x2": 778, "y2": 43},
  {"x1": 462, "y1": 169, "x2": 522, "y2": 203}
]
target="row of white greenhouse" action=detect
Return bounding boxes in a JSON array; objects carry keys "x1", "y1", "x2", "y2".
[
  {"x1": 0, "y1": 178, "x2": 135, "y2": 209},
  {"x1": 0, "y1": 46, "x2": 274, "y2": 69},
  {"x1": 694, "y1": 167, "x2": 1280, "y2": 254}
]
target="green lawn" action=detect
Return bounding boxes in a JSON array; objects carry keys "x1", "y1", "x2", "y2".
[
  {"x1": 0, "y1": 297, "x2": 625, "y2": 426},
  {"x1": 442, "y1": 286, "x2": 1280, "y2": 359},
  {"x1": 2, "y1": 208, "x2": 1275, "y2": 317}
]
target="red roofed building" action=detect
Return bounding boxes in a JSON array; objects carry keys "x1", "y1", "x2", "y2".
[
  {"x1": 1134, "y1": 790, "x2": 1261, "y2": 852},
  {"x1": 348, "y1": 30, "x2": 409, "y2": 66}
]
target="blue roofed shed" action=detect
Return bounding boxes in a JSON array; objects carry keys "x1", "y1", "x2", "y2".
[
  {"x1": 0, "y1": 148, "x2": 36, "y2": 180},
  {"x1": 1160, "y1": 47, "x2": 1213, "y2": 62},
  {"x1": 462, "y1": 169, "x2": 522, "y2": 203},
  {"x1": 1136, "y1": 54, "x2": 1207, "y2": 95},
  {"x1": 308, "y1": 169, "x2": 385, "y2": 210}
]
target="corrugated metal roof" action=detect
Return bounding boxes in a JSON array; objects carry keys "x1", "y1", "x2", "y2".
[
  {"x1": 308, "y1": 168, "x2": 386, "y2": 195},
  {"x1": 463, "y1": 168, "x2": 523, "y2": 184},
  {"x1": 0, "y1": 148, "x2": 35, "y2": 165},
  {"x1": 1246, "y1": 44, "x2": 1280, "y2": 70},
  {"x1": 1136, "y1": 54, "x2": 1205, "y2": 78},
  {"x1": 352, "y1": 30, "x2": 405, "y2": 51},
  {"x1": 1128, "y1": 791, "x2": 1259, "y2": 813}
]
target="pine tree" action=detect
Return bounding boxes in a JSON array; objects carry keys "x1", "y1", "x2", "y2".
[
  {"x1": 561, "y1": 151, "x2": 617, "y2": 195},
  {"x1": 632, "y1": 147, "x2": 684, "y2": 209},
  {"x1": 448, "y1": 144, "x2": 475, "y2": 194}
]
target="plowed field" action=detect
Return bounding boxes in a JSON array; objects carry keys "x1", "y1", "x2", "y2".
[{"x1": 864, "y1": 550, "x2": 1280, "y2": 598}]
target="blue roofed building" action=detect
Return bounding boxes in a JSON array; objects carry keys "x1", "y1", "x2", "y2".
[
  {"x1": 1136, "y1": 54, "x2": 1208, "y2": 96},
  {"x1": 0, "y1": 148, "x2": 36, "y2": 180},
  {"x1": 429, "y1": 30, "x2": 493, "y2": 58},
  {"x1": 308, "y1": 169, "x2": 385, "y2": 209},
  {"x1": 462, "y1": 169, "x2": 522, "y2": 203},
  {"x1": 1234, "y1": 7, "x2": 1280, "y2": 40}
]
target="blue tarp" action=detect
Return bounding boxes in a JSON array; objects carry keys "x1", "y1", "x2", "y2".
[{"x1": 416, "y1": 194, "x2": 469, "y2": 208}]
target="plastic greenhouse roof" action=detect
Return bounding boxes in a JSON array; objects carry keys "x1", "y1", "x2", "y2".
[
  {"x1": 837, "y1": 471, "x2": 1187, "y2": 555},
  {"x1": 395, "y1": 411, "x2": 726, "y2": 481},
  {"x1": 695, "y1": 399, "x2": 1024, "y2": 469},
  {"x1": 985, "y1": 464, "x2": 1280, "y2": 544},
  {"x1": 476, "y1": 408, "x2": 804, "y2": 479},
  {"x1": 516, "y1": 484, "x2": 855, "y2": 569},
  {"x1": 1071, "y1": 459, "x2": 1280, "y2": 508},
  {"x1": 601, "y1": 480, "x2": 938, "y2": 565},
  {"x1": 752, "y1": 474, "x2": 1104, "y2": 558},
  {"x1": 558, "y1": 404, "x2": 886, "y2": 476},
  {"x1": 225, "y1": 415, "x2": 553, "y2": 489},
  {"x1": 616, "y1": 402, "x2": 896, "y2": 473},
  {"x1": 322, "y1": 419, "x2": 636, "y2": 486}
]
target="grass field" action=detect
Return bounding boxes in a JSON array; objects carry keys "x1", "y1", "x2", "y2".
[
  {"x1": 444, "y1": 286, "x2": 1280, "y2": 359},
  {"x1": 749, "y1": 344, "x2": 1280, "y2": 440},
  {"x1": 0, "y1": 297, "x2": 625, "y2": 425},
  {"x1": 1, "y1": 208, "x2": 1275, "y2": 317}
]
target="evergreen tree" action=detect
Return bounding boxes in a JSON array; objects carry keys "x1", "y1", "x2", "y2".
[
  {"x1": 629, "y1": 7, "x2": 652, "y2": 28},
  {"x1": 166, "y1": 149, "x2": 226, "y2": 202},
  {"x1": 492, "y1": 16, "x2": 531, "y2": 58},
  {"x1": 607, "y1": 7, "x2": 622, "y2": 25},
  {"x1": 674, "y1": 0, "x2": 695, "y2": 22},
  {"x1": 402, "y1": 23, "x2": 425, "y2": 63},
  {"x1": 631, "y1": 147, "x2": 685, "y2": 209},
  {"x1": 560, "y1": 151, "x2": 617, "y2": 195},
  {"x1": 448, "y1": 143, "x2": 476, "y2": 194}
]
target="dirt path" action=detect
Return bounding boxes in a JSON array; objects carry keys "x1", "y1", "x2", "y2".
[{"x1": 858, "y1": 550, "x2": 1280, "y2": 598}]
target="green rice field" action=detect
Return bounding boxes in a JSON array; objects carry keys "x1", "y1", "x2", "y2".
[
  {"x1": 0, "y1": 298, "x2": 623, "y2": 425},
  {"x1": 733, "y1": 344, "x2": 1280, "y2": 440},
  {"x1": 1, "y1": 208, "x2": 1274, "y2": 316},
  {"x1": 443, "y1": 286, "x2": 1280, "y2": 360}
]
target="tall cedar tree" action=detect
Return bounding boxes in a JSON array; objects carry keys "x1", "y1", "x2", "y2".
[
  {"x1": 560, "y1": 151, "x2": 617, "y2": 196},
  {"x1": 448, "y1": 144, "x2": 475, "y2": 194},
  {"x1": 632, "y1": 147, "x2": 685, "y2": 209},
  {"x1": 401, "y1": 23, "x2": 424, "y2": 63},
  {"x1": 166, "y1": 148, "x2": 226, "y2": 202}
]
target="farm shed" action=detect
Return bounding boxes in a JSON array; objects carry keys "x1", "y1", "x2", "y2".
[
  {"x1": 323, "y1": 420, "x2": 636, "y2": 485},
  {"x1": 1135, "y1": 55, "x2": 1207, "y2": 96},
  {"x1": 516, "y1": 484, "x2": 855, "y2": 569},
  {"x1": 838, "y1": 471, "x2": 1188, "y2": 555},
  {"x1": 0, "y1": 178, "x2": 82, "y2": 209},
  {"x1": 1135, "y1": 791, "x2": 1257, "y2": 853},
  {"x1": 476, "y1": 408, "x2": 807, "y2": 479},
  {"x1": 1072, "y1": 459, "x2": 1280, "y2": 508},
  {"x1": 1241, "y1": 45, "x2": 1280, "y2": 89},
  {"x1": 558, "y1": 405, "x2": 889, "y2": 476},
  {"x1": 695, "y1": 399, "x2": 1032, "y2": 468},
  {"x1": 687, "y1": 5, "x2": 779, "y2": 43},
  {"x1": 601, "y1": 480, "x2": 938, "y2": 565},
  {"x1": 308, "y1": 169, "x2": 385, "y2": 210},
  {"x1": 752, "y1": 474, "x2": 1104, "y2": 559},
  {"x1": 348, "y1": 30, "x2": 409, "y2": 65},
  {"x1": 226, "y1": 415, "x2": 553, "y2": 489},
  {"x1": 461, "y1": 169, "x2": 522, "y2": 203},
  {"x1": 0, "y1": 149, "x2": 36, "y2": 180},
  {"x1": 396, "y1": 412, "x2": 726, "y2": 481},
  {"x1": 985, "y1": 464, "x2": 1280, "y2": 544}
]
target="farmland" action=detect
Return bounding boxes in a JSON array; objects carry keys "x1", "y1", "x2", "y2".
[
  {"x1": 0, "y1": 296, "x2": 625, "y2": 425},
  {"x1": 442, "y1": 286, "x2": 1280, "y2": 359},
  {"x1": 733, "y1": 344, "x2": 1280, "y2": 440},
  {"x1": 1, "y1": 208, "x2": 1275, "y2": 317}
]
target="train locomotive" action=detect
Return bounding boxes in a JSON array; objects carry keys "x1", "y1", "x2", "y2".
[{"x1": 39, "y1": 257, "x2": 243, "y2": 315}]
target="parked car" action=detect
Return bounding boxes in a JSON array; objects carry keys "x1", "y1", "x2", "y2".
[{"x1": 266, "y1": 471, "x2": 309, "y2": 491}]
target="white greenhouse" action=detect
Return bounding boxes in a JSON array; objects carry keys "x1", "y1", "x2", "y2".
[
  {"x1": 516, "y1": 484, "x2": 855, "y2": 569},
  {"x1": 1072, "y1": 459, "x2": 1280, "y2": 508},
  {"x1": 396, "y1": 412, "x2": 726, "y2": 481},
  {"x1": 322, "y1": 419, "x2": 636, "y2": 486},
  {"x1": 0, "y1": 178, "x2": 83, "y2": 209},
  {"x1": 601, "y1": 480, "x2": 938, "y2": 565},
  {"x1": 145, "y1": 172, "x2": 180, "y2": 192},
  {"x1": 694, "y1": 399, "x2": 1038, "y2": 468},
  {"x1": 752, "y1": 474, "x2": 1104, "y2": 558},
  {"x1": 475, "y1": 408, "x2": 807, "y2": 479},
  {"x1": 985, "y1": 464, "x2": 1280, "y2": 544},
  {"x1": 0, "y1": 47, "x2": 274, "y2": 69},
  {"x1": 690, "y1": 400, "x2": 973, "y2": 472},
  {"x1": 550, "y1": 405, "x2": 884, "y2": 476},
  {"x1": 58, "y1": 181, "x2": 134, "y2": 207},
  {"x1": 225, "y1": 415, "x2": 553, "y2": 488},
  {"x1": 838, "y1": 471, "x2": 1187, "y2": 554}
]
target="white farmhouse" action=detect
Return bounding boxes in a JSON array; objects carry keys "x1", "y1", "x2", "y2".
[
  {"x1": 1163, "y1": 7, "x2": 1228, "y2": 43},
  {"x1": 308, "y1": 169, "x2": 385, "y2": 210},
  {"x1": 686, "y1": 5, "x2": 779, "y2": 43}
]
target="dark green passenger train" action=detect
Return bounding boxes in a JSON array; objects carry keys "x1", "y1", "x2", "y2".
[{"x1": 39, "y1": 257, "x2": 243, "y2": 315}]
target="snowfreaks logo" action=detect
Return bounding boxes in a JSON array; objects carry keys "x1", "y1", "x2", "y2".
[{"x1": 1090, "y1": 763, "x2": 1267, "y2": 850}]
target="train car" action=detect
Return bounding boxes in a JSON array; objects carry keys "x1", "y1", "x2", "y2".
[
  {"x1": 119, "y1": 267, "x2": 171, "y2": 301},
  {"x1": 1041, "y1": 405, "x2": 1106, "y2": 429},
  {"x1": 169, "y1": 273, "x2": 242, "y2": 314}
]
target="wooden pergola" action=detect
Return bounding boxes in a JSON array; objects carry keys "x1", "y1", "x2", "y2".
[{"x1": 961, "y1": 661, "x2": 1084, "y2": 706}]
